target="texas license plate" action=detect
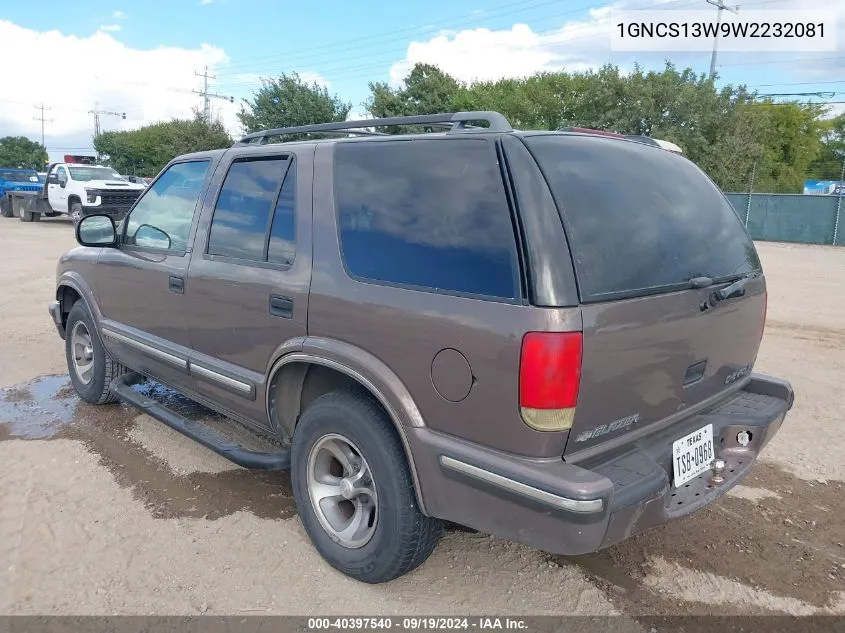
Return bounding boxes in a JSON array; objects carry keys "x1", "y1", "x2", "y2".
[{"x1": 672, "y1": 423, "x2": 715, "y2": 487}]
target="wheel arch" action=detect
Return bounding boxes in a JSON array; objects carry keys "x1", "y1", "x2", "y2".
[
  {"x1": 67, "y1": 194, "x2": 82, "y2": 211},
  {"x1": 56, "y1": 274, "x2": 102, "y2": 330},
  {"x1": 266, "y1": 350, "x2": 429, "y2": 514}
]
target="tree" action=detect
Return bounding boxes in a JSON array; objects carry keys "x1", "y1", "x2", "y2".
[
  {"x1": 94, "y1": 113, "x2": 232, "y2": 176},
  {"x1": 0, "y1": 136, "x2": 48, "y2": 170},
  {"x1": 368, "y1": 64, "x2": 462, "y2": 119},
  {"x1": 809, "y1": 113, "x2": 845, "y2": 181},
  {"x1": 237, "y1": 72, "x2": 351, "y2": 137}
]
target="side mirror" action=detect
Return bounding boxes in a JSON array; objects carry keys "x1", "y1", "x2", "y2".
[
  {"x1": 134, "y1": 224, "x2": 171, "y2": 250},
  {"x1": 76, "y1": 214, "x2": 117, "y2": 247},
  {"x1": 59, "y1": 180, "x2": 67, "y2": 189}
]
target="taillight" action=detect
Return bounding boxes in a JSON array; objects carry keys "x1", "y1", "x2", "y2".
[{"x1": 519, "y1": 332, "x2": 582, "y2": 432}]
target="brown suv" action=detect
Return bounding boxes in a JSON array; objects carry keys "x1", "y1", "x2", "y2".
[{"x1": 48, "y1": 112, "x2": 794, "y2": 584}]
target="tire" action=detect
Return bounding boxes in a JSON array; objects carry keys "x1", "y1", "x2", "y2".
[
  {"x1": 65, "y1": 301, "x2": 127, "y2": 405},
  {"x1": 291, "y1": 390, "x2": 442, "y2": 584},
  {"x1": 0, "y1": 195, "x2": 12, "y2": 218},
  {"x1": 70, "y1": 201, "x2": 83, "y2": 225},
  {"x1": 18, "y1": 201, "x2": 30, "y2": 222},
  {"x1": 29, "y1": 211, "x2": 41, "y2": 222}
]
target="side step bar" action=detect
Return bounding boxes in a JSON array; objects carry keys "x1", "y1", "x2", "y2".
[{"x1": 110, "y1": 372, "x2": 291, "y2": 470}]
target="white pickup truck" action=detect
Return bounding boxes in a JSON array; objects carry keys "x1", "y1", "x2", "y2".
[{"x1": 44, "y1": 162, "x2": 146, "y2": 222}]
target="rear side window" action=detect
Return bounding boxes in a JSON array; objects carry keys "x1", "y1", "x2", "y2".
[
  {"x1": 208, "y1": 156, "x2": 295, "y2": 264},
  {"x1": 334, "y1": 139, "x2": 520, "y2": 299},
  {"x1": 525, "y1": 135, "x2": 760, "y2": 302}
]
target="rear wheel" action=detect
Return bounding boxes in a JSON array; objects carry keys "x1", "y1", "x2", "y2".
[
  {"x1": 291, "y1": 390, "x2": 442, "y2": 583},
  {"x1": 65, "y1": 302, "x2": 126, "y2": 404}
]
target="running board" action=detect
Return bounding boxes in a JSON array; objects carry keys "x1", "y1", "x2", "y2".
[{"x1": 110, "y1": 372, "x2": 291, "y2": 470}]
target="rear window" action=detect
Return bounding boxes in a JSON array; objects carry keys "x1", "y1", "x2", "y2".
[
  {"x1": 334, "y1": 139, "x2": 520, "y2": 300},
  {"x1": 525, "y1": 135, "x2": 760, "y2": 302}
]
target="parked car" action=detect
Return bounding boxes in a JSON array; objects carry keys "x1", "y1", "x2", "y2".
[
  {"x1": 0, "y1": 167, "x2": 42, "y2": 217},
  {"x1": 49, "y1": 111, "x2": 794, "y2": 584}
]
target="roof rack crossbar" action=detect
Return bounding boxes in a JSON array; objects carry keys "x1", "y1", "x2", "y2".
[{"x1": 235, "y1": 111, "x2": 512, "y2": 145}]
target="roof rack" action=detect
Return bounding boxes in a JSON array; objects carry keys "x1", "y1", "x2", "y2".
[{"x1": 234, "y1": 111, "x2": 512, "y2": 146}]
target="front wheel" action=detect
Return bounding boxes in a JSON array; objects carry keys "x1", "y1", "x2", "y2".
[
  {"x1": 65, "y1": 302, "x2": 126, "y2": 404},
  {"x1": 291, "y1": 391, "x2": 442, "y2": 583},
  {"x1": 70, "y1": 201, "x2": 83, "y2": 224}
]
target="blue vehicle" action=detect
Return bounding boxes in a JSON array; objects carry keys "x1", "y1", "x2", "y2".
[{"x1": 0, "y1": 168, "x2": 43, "y2": 217}]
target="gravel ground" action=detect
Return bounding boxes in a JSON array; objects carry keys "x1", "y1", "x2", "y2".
[{"x1": 1, "y1": 218, "x2": 843, "y2": 626}]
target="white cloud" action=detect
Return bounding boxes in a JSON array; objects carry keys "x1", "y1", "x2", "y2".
[
  {"x1": 200, "y1": 0, "x2": 214, "y2": 5},
  {"x1": 387, "y1": 0, "x2": 845, "y2": 87},
  {"x1": 112, "y1": 10, "x2": 127, "y2": 19},
  {"x1": 298, "y1": 72, "x2": 331, "y2": 89},
  {"x1": 99, "y1": 24, "x2": 121, "y2": 32},
  {"x1": 0, "y1": 20, "x2": 241, "y2": 160}
]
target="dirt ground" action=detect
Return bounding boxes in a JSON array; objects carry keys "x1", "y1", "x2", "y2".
[{"x1": 1, "y1": 217, "x2": 844, "y2": 626}]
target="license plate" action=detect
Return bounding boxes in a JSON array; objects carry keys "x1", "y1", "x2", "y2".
[{"x1": 672, "y1": 423, "x2": 715, "y2": 487}]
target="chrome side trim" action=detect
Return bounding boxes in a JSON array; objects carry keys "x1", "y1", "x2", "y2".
[
  {"x1": 190, "y1": 362, "x2": 253, "y2": 396},
  {"x1": 439, "y1": 456, "x2": 604, "y2": 514},
  {"x1": 269, "y1": 352, "x2": 427, "y2": 514},
  {"x1": 102, "y1": 329, "x2": 187, "y2": 370}
]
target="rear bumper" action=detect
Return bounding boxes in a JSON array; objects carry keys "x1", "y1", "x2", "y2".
[{"x1": 409, "y1": 373, "x2": 793, "y2": 555}]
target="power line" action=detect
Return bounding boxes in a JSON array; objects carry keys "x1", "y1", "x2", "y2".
[
  {"x1": 721, "y1": 55, "x2": 845, "y2": 67},
  {"x1": 213, "y1": 0, "x2": 584, "y2": 75},
  {"x1": 213, "y1": 0, "x2": 701, "y2": 80}
]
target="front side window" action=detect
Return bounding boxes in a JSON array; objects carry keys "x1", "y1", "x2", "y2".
[
  {"x1": 334, "y1": 139, "x2": 520, "y2": 299},
  {"x1": 124, "y1": 160, "x2": 210, "y2": 252},
  {"x1": 56, "y1": 167, "x2": 68, "y2": 183}
]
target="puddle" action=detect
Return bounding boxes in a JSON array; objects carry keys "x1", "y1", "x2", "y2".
[
  {"x1": 132, "y1": 380, "x2": 228, "y2": 422},
  {"x1": 0, "y1": 375, "x2": 78, "y2": 439},
  {"x1": 0, "y1": 374, "x2": 296, "y2": 522},
  {"x1": 556, "y1": 463, "x2": 845, "y2": 621}
]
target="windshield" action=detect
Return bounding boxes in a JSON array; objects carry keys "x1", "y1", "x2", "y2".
[
  {"x1": 0, "y1": 170, "x2": 39, "y2": 183},
  {"x1": 67, "y1": 167, "x2": 125, "y2": 181},
  {"x1": 525, "y1": 134, "x2": 760, "y2": 302}
]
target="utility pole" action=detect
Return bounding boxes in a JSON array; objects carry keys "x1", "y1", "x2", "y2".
[
  {"x1": 88, "y1": 102, "x2": 127, "y2": 138},
  {"x1": 32, "y1": 103, "x2": 53, "y2": 147},
  {"x1": 193, "y1": 66, "x2": 234, "y2": 123},
  {"x1": 706, "y1": 0, "x2": 739, "y2": 80}
]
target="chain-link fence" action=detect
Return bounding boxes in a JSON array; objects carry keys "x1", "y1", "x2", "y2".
[{"x1": 722, "y1": 158, "x2": 845, "y2": 247}]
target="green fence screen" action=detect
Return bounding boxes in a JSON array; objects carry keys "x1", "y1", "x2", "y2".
[{"x1": 725, "y1": 193, "x2": 842, "y2": 246}]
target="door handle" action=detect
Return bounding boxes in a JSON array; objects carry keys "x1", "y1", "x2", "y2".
[
  {"x1": 269, "y1": 295, "x2": 293, "y2": 319},
  {"x1": 169, "y1": 275, "x2": 185, "y2": 294}
]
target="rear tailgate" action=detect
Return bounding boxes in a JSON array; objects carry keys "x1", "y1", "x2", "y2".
[{"x1": 523, "y1": 134, "x2": 766, "y2": 456}]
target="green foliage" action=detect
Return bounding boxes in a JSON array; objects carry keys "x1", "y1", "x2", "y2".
[
  {"x1": 808, "y1": 113, "x2": 845, "y2": 181},
  {"x1": 0, "y1": 136, "x2": 48, "y2": 170},
  {"x1": 94, "y1": 113, "x2": 232, "y2": 176},
  {"x1": 369, "y1": 61, "x2": 837, "y2": 193},
  {"x1": 237, "y1": 72, "x2": 351, "y2": 139}
]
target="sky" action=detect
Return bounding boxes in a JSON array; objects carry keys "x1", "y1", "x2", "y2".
[{"x1": 0, "y1": 0, "x2": 842, "y2": 163}]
